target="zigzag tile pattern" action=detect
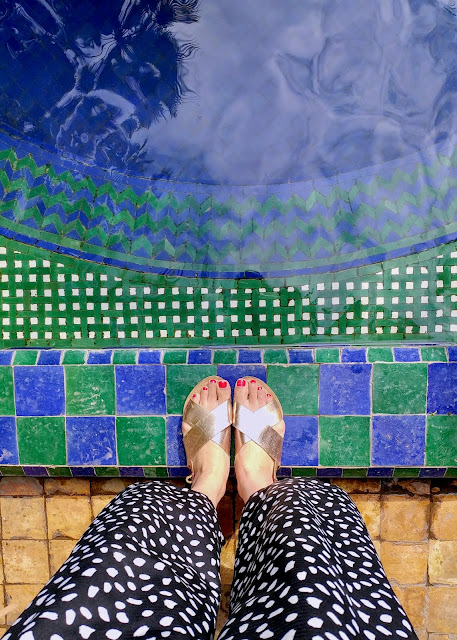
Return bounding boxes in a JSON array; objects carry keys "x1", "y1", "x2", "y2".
[{"x1": 1, "y1": 134, "x2": 457, "y2": 276}]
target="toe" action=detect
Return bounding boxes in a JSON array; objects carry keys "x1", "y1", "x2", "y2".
[
  {"x1": 234, "y1": 377, "x2": 248, "y2": 406},
  {"x1": 208, "y1": 377, "x2": 218, "y2": 408},
  {"x1": 200, "y1": 384, "x2": 209, "y2": 407},
  {"x1": 217, "y1": 379, "x2": 231, "y2": 404},
  {"x1": 257, "y1": 383, "x2": 267, "y2": 407},
  {"x1": 248, "y1": 378, "x2": 259, "y2": 410}
]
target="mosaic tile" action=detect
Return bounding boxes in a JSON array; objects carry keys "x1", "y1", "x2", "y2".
[
  {"x1": 281, "y1": 417, "x2": 318, "y2": 466},
  {"x1": 163, "y1": 351, "x2": 187, "y2": 364},
  {"x1": 120, "y1": 467, "x2": 145, "y2": 477},
  {"x1": 0, "y1": 466, "x2": 24, "y2": 476},
  {"x1": 116, "y1": 365, "x2": 166, "y2": 416},
  {"x1": 14, "y1": 366, "x2": 64, "y2": 416},
  {"x1": 215, "y1": 365, "x2": 266, "y2": 392},
  {"x1": 138, "y1": 350, "x2": 161, "y2": 365},
  {"x1": 427, "y1": 364, "x2": 457, "y2": 414},
  {"x1": 264, "y1": 350, "x2": 288, "y2": 364},
  {"x1": 13, "y1": 351, "x2": 38, "y2": 365},
  {"x1": 342, "y1": 468, "x2": 368, "y2": 478},
  {"x1": 166, "y1": 365, "x2": 216, "y2": 414},
  {"x1": 0, "y1": 417, "x2": 18, "y2": 464},
  {"x1": 0, "y1": 351, "x2": 13, "y2": 365},
  {"x1": 187, "y1": 350, "x2": 212, "y2": 364},
  {"x1": 421, "y1": 347, "x2": 447, "y2": 362},
  {"x1": 368, "y1": 348, "x2": 393, "y2": 363},
  {"x1": 426, "y1": 416, "x2": 457, "y2": 466},
  {"x1": 367, "y1": 468, "x2": 394, "y2": 478},
  {"x1": 291, "y1": 468, "x2": 317, "y2": 477},
  {"x1": 288, "y1": 350, "x2": 313, "y2": 364},
  {"x1": 87, "y1": 351, "x2": 113, "y2": 365},
  {"x1": 319, "y1": 417, "x2": 370, "y2": 467},
  {"x1": 37, "y1": 351, "x2": 62, "y2": 365},
  {"x1": 116, "y1": 417, "x2": 165, "y2": 466},
  {"x1": 70, "y1": 467, "x2": 97, "y2": 477},
  {"x1": 213, "y1": 350, "x2": 237, "y2": 365},
  {"x1": 372, "y1": 364, "x2": 427, "y2": 414},
  {"x1": 93, "y1": 467, "x2": 121, "y2": 477},
  {"x1": 166, "y1": 416, "x2": 186, "y2": 466},
  {"x1": 393, "y1": 348, "x2": 420, "y2": 362},
  {"x1": 238, "y1": 350, "x2": 262, "y2": 364},
  {"x1": 372, "y1": 416, "x2": 426, "y2": 466},
  {"x1": 267, "y1": 365, "x2": 318, "y2": 415},
  {"x1": 0, "y1": 367, "x2": 14, "y2": 415},
  {"x1": 16, "y1": 417, "x2": 66, "y2": 465},
  {"x1": 341, "y1": 348, "x2": 367, "y2": 363},
  {"x1": 319, "y1": 365, "x2": 371, "y2": 415},
  {"x1": 315, "y1": 349, "x2": 340, "y2": 363},
  {"x1": 419, "y1": 468, "x2": 446, "y2": 477},
  {"x1": 62, "y1": 350, "x2": 86, "y2": 365},
  {"x1": 66, "y1": 417, "x2": 116, "y2": 466},
  {"x1": 448, "y1": 346, "x2": 457, "y2": 362},
  {"x1": 65, "y1": 365, "x2": 115, "y2": 416},
  {"x1": 393, "y1": 468, "x2": 420, "y2": 478},
  {"x1": 317, "y1": 468, "x2": 342, "y2": 478},
  {"x1": 143, "y1": 467, "x2": 168, "y2": 477},
  {"x1": 113, "y1": 350, "x2": 137, "y2": 364}
]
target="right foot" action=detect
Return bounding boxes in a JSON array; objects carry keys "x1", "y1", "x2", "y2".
[{"x1": 233, "y1": 377, "x2": 285, "y2": 503}]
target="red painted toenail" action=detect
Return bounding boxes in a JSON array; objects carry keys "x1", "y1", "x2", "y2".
[
  {"x1": 218, "y1": 381, "x2": 227, "y2": 388},
  {"x1": 210, "y1": 379, "x2": 217, "y2": 383},
  {"x1": 237, "y1": 379, "x2": 246, "y2": 387},
  {"x1": 202, "y1": 386, "x2": 208, "y2": 391},
  {"x1": 266, "y1": 393, "x2": 272, "y2": 397},
  {"x1": 250, "y1": 379, "x2": 256, "y2": 383},
  {"x1": 258, "y1": 386, "x2": 263, "y2": 391},
  {"x1": 192, "y1": 394, "x2": 197, "y2": 398}
]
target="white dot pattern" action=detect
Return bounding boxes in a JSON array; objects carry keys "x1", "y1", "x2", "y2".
[{"x1": 3, "y1": 480, "x2": 417, "y2": 640}]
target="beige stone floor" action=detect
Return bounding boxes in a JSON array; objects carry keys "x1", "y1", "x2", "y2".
[{"x1": 0, "y1": 477, "x2": 456, "y2": 639}]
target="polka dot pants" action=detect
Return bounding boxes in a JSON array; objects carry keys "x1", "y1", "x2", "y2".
[{"x1": 4, "y1": 479, "x2": 418, "y2": 640}]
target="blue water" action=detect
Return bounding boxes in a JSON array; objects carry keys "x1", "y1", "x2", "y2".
[{"x1": 1, "y1": 0, "x2": 457, "y2": 185}]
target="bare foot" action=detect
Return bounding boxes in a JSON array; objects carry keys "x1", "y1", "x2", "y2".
[
  {"x1": 234, "y1": 377, "x2": 285, "y2": 503},
  {"x1": 182, "y1": 377, "x2": 231, "y2": 508}
]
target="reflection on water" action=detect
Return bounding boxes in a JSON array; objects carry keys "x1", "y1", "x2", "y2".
[{"x1": 1, "y1": 0, "x2": 457, "y2": 184}]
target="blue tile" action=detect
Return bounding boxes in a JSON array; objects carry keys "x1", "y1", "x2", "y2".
[
  {"x1": 367, "y1": 467, "x2": 394, "y2": 477},
  {"x1": 166, "y1": 416, "x2": 186, "y2": 466},
  {"x1": 281, "y1": 416, "x2": 318, "y2": 466},
  {"x1": 14, "y1": 366, "x2": 65, "y2": 416},
  {"x1": 116, "y1": 365, "x2": 166, "y2": 415},
  {"x1": 419, "y1": 468, "x2": 446, "y2": 478},
  {"x1": 67, "y1": 417, "x2": 116, "y2": 465},
  {"x1": 0, "y1": 351, "x2": 13, "y2": 365},
  {"x1": 188, "y1": 350, "x2": 212, "y2": 364},
  {"x1": 372, "y1": 415, "x2": 425, "y2": 466},
  {"x1": 120, "y1": 467, "x2": 144, "y2": 477},
  {"x1": 289, "y1": 350, "x2": 314, "y2": 364},
  {"x1": 319, "y1": 365, "x2": 372, "y2": 415},
  {"x1": 341, "y1": 348, "x2": 366, "y2": 363},
  {"x1": 238, "y1": 350, "x2": 262, "y2": 364},
  {"x1": 87, "y1": 350, "x2": 113, "y2": 364},
  {"x1": 394, "y1": 348, "x2": 420, "y2": 362},
  {"x1": 0, "y1": 417, "x2": 18, "y2": 464},
  {"x1": 138, "y1": 350, "x2": 162, "y2": 364},
  {"x1": 216, "y1": 365, "x2": 266, "y2": 390},
  {"x1": 317, "y1": 468, "x2": 342, "y2": 477},
  {"x1": 37, "y1": 351, "x2": 62, "y2": 365},
  {"x1": 23, "y1": 466, "x2": 48, "y2": 476},
  {"x1": 70, "y1": 467, "x2": 97, "y2": 477},
  {"x1": 428, "y1": 364, "x2": 457, "y2": 414},
  {"x1": 276, "y1": 467, "x2": 292, "y2": 477},
  {"x1": 167, "y1": 466, "x2": 189, "y2": 477},
  {"x1": 448, "y1": 347, "x2": 457, "y2": 362}
]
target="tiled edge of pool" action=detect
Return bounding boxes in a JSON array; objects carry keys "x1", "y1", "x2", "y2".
[{"x1": 0, "y1": 347, "x2": 456, "y2": 477}]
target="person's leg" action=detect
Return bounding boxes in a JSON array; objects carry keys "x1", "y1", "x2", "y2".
[
  {"x1": 4, "y1": 384, "x2": 230, "y2": 640},
  {"x1": 219, "y1": 381, "x2": 418, "y2": 640}
]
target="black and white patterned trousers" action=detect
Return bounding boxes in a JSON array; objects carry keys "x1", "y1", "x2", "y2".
[{"x1": 4, "y1": 479, "x2": 418, "y2": 640}]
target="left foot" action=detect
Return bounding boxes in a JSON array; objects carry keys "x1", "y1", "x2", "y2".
[{"x1": 182, "y1": 377, "x2": 231, "y2": 508}]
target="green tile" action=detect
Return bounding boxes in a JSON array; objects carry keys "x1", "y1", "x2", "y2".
[
  {"x1": 445, "y1": 468, "x2": 457, "y2": 477},
  {"x1": 315, "y1": 348, "x2": 339, "y2": 363},
  {"x1": 0, "y1": 367, "x2": 14, "y2": 415},
  {"x1": 267, "y1": 365, "x2": 318, "y2": 415},
  {"x1": 292, "y1": 467, "x2": 316, "y2": 477},
  {"x1": 426, "y1": 416, "x2": 457, "y2": 466},
  {"x1": 372, "y1": 364, "x2": 427, "y2": 414},
  {"x1": 46, "y1": 466, "x2": 72, "y2": 477},
  {"x1": 264, "y1": 350, "x2": 288, "y2": 364},
  {"x1": 62, "y1": 350, "x2": 86, "y2": 365},
  {"x1": 13, "y1": 350, "x2": 38, "y2": 365},
  {"x1": 113, "y1": 350, "x2": 137, "y2": 364},
  {"x1": 319, "y1": 416, "x2": 370, "y2": 467},
  {"x1": 421, "y1": 347, "x2": 447, "y2": 362},
  {"x1": 94, "y1": 467, "x2": 120, "y2": 477},
  {"x1": 144, "y1": 467, "x2": 168, "y2": 477},
  {"x1": 116, "y1": 417, "x2": 166, "y2": 465},
  {"x1": 163, "y1": 350, "x2": 187, "y2": 364},
  {"x1": 65, "y1": 365, "x2": 115, "y2": 415},
  {"x1": 368, "y1": 347, "x2": 394, "y2": 363},
  {"x1": 0, "y1": 466, "x2": 25, "y2": 476},
  {"x1": 342, "y1": 468, "x2": 367, "y2": 478},
  {"x1": 166, "y1": 365, "x2": 216, "y2": 414},
  {"x1": 393, "y1": 468, "x2": 420, "y2": 477},
  {"x1": 213, "y1": 350, "x2": 237, "y2": 364},
  {"x1": 17, "y1": 417, "x2": 66, "y2": 465}
]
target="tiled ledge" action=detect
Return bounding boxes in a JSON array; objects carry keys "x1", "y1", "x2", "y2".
[{"x1": 0, "y1": 347, "x2": 456, "y2": 477}]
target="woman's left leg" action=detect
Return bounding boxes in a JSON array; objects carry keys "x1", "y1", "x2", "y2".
[{"x1": 3, "y1": 481, "x2": 225, "y2": 640}]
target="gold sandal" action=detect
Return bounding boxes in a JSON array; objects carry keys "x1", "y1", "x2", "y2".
[
  {"x1": 233, "y1": 377, "x2": 284, "y2": 482},
  {"x1": 182, "y1": 376, "x2": 232, "y2": 483}
]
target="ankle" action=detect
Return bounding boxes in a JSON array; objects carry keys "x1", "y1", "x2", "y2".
[{"x1": 191, "y1": 468, "x2": 227, "y2": 508}]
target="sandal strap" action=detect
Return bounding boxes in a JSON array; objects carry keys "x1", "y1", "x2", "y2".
[
  {"x1": 183, "y1": 399, "x2": 231, "y2": 463},
  {"x1": 233, "y1": 401, "x2": 283, "y2": 464}
]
